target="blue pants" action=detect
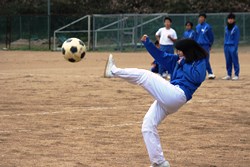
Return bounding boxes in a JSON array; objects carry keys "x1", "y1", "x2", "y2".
[
  {"x1": 158, "y1": 45, "x2": 174, "y2": 75},
  {"x1": 200, "y1": 44, "x2": 213, "y2": 74},
  {"x1": 224, "y1": 45, "x2": 240, "y2": 76}
]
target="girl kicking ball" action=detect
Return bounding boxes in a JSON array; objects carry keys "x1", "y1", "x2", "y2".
[{"x1": 104, "y1": 35, "x2": 207, "y2": 167}]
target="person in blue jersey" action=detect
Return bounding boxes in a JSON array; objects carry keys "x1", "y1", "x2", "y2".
[
  {"x1": 104, "y1": 35, "x2": 207, "y2": 167},
  {"x1": 196, "y1": 13, "x2": 216, "y2": 79},
  {"x1": 183, "y1": 21, "x2": 196, "y2": 40},
  {"x1": 222, "y1": 13, "x2": 240, "y2": 80},
  {"x1": 155, "y1": 17, "x2": 178, "y2": 79}
]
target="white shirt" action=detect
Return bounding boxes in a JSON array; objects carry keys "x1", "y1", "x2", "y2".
[{"x1": 156, "y1": 27, "x2": 177, "y2": 45}]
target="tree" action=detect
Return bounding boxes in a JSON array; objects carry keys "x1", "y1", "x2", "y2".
[{"x1": 0, "y1": 0, "x2": 249, "y2": 15}]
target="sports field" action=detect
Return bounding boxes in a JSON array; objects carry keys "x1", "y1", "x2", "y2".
[{"x1": 0, "y1": 48, "x2": 249, "y2": 167}]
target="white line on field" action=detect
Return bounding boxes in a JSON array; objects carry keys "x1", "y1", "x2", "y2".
[
  {"x1": 0, "y1": 106, "x2": 114, "y2": 117},
  {"x1": 0, "y1": 105, "x2": 146, "y2": 133},
  {"x1": 0, "y1": 105, "x2": 147, "y2": 118},
  {"x1": 0, "y1": 72, "x2": 100, "y2": 78},
  {"x1": 0, "y1": 121, "x2": 143, "y2": 134},
  {"x1": 64, "y1": 121, "x2": 142, "y2": 131}
]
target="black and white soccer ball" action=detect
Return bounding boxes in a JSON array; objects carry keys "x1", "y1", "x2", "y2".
[{"x1": 62, "y1": 38, "x2": 86, "y2": 63}]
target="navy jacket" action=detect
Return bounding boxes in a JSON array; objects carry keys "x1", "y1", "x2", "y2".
[
  {"x1": 196, "y1": 22, "x2": 214, "y2": 47},
  {"x1": 183, "y1": 29, "x2": 196, "y2": 40},
  {"x1": 143, "y1": 37, "x2": 206, "y2": 101},
  {"x1": 224, "y1": 25, "x2": 240, "y2": 46}
]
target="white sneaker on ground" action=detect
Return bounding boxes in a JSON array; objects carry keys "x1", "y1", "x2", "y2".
[
  {"x1": 232, "y1": 76, "x2": 239, "y2": 80},
  {"x1": 222, "y1": 75, "x2": 231, "y2": 80},
  {"x1": 208, "y1": 74, "x2": 216, "y2": 79},
  {"x1": 104, "y1": 54, "x2": 115, "y2": 78},
  {"x1": 151, "y1": 161, "x2": 170, "y2": 167}
]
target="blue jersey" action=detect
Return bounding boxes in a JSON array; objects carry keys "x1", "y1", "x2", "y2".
[
  {"x1": 183, "y1": 29, "x2": 196, "y2": 40},
  {"x1": 143, "y1": 37, "x2": 206, "y2": 101},
  {"x1": 196, "y1": 22, "x2": 214, "y2": 47},
  {"x1": 224, "y1": 25, "x2": 240, "y2": 46}
]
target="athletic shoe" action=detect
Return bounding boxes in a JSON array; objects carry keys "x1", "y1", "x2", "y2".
[
  {"x1": 150, "y1": 161, "x2": 170, "y2": 167},
  {"x1": 104, "y1": 54, "x2": 115, "y2": 78},
  {"x1": 222, "y1": 75, "x2": 231, "y2": 80},
  {"x1": 208, "y1": 74, "x2": 216, "y2": 79},
  {"x1": 232, "y1": 76, "x2": 239, "y2": 80}
]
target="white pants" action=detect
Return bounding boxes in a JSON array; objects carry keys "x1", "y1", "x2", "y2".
[{"x1": 111, "y1": 66, "x2": 187, "y2": 165}]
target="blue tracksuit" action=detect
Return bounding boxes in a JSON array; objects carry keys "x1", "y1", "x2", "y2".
[
  {"x1": 196, "y1": 22, "x2": 214, "y2": 74},
  {"x1": 143, "y1": 37, "x2": 206, "y2": 101},
  {"x1": 224, "y1": 25, "x2": 240, "y2": 76},
  {"x1": 183, "y1": 29, "x2": 196, "y2": 40}
]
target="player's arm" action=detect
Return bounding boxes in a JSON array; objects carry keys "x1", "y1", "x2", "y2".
[
  {"x1": 155, "y1": 29, "x2": 161, "y2": 42},
  {"x1": 168, "y1": 30, "x2": 177, "y2": 42},
  {"x1": 168, "y1": 35, "x2": 177, "y2": 42},
  {"x1": 194, "y1": 26, "x2": 199, "y2": 42},
  {"x1": 207, "y1": 26, "x2": 214, "y2": 47},
  {"x1": 155, "y1": 35, "x2": 160, "y2": 42},
  {"x1": 234, "y1": 26, "x2": 240, "y2": 46},
  {"x1": 141, "y1": 35, "x2": 178, "y2": 72},
  {"x1": 191, "y1": 31, "x2": 196, "y2": 40}
]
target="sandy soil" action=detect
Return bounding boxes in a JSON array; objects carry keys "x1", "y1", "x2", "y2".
[{"x1": 0, "y1": 47, "x2": 249, "y2": 167}]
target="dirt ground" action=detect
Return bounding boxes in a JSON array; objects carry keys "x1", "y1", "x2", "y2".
[{"x1": 0, "y1": 47, "x2": 249, "y2": 167}]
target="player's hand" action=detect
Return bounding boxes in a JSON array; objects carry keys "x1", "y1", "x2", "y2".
[
  {"x1": 141, "y1": 35, "x2": 148, "y2": 42},
  {"x1": 168, "y1": 35, "x2": 172, "y2": 39}
]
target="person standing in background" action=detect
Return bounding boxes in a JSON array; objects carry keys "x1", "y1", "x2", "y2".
[
  {"x1": 196, "y1": 13, "x2": 216, "y2": 79},
  {"x1": 183, "y1": 21, "x2": 196, "y2": 40},
  {"x1": 155, "y1": 17, "x2": 177, "y2": 79},
  {"x1": 222, "y1": 13, "x2": 240, "y2": 80}
]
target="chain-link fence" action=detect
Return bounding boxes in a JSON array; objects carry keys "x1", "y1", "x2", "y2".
[
  {"x1": 92, "y1": 13, "x2": 250, "y2": 51},
  {"x1": 0, "y1": 14, "x2": 88, "y2": 50},
  {"x1": 0, "y1": 13, "x2": 249, "y2": 51}
]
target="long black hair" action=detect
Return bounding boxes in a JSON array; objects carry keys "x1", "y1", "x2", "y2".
[{"x1": 175, "y1": 39, "x2": 208, "y2": 63}]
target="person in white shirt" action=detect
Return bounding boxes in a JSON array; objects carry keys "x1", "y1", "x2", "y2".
[{"x1": 155, "y1": 17, "x2": 177, "y2": 78}]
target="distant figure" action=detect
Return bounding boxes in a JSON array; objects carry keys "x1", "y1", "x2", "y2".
[
  {"x1": 151, "y1": 40, "x2": 161, "y2": 74},
  {"x1": 155, "y1": 17, "x2": 177, "y2": 79},
  {"x1": 222, "y1": 13, "x2": 240, "y2": 80},
  {"x1": 196, "y1": 13, "x2": 216, "y2": 79},
  {"x1": 183, "y1": 21, "x2": 196, "y2": 40}
]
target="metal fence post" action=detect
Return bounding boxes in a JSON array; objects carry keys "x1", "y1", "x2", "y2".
[
  {"x1": 243, "y1": 13, "x2": 246, "y2": 41},
  {"x1": 19, "y1": 15, "x2": 22, "y2": 39},
  {"x1": 87, "y1": 15, "x2": 91, "y2": 50},
  {"x1": 93, "y1": 15, "x2": 96, "y2": 50},
  {"x1": 48, "y1": 0, "x2": 51, "y2": 50}
]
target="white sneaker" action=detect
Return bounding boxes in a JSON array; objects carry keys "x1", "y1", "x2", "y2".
[
  {"x1": 208, "y1": 74, "x2": 216, "y2": 79},
  {"x1": 222, "y1": 75, "x2": 231, "y2": 80},
  {"x1": 232, "y1": 76, "x2": 239, "y2": 80},
  {"x1": 151, "y1": 161, "x2": 170, "y2": 167},
  {"x1": 104, "y1": 54, "x2": 115, "y2": 78}
]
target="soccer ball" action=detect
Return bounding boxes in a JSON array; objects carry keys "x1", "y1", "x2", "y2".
[{"x1": 61, "y1": 38, "x2": 86, "y2": 63}]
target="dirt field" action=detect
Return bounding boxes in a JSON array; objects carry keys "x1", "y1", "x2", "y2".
[{"x1": 0, "y1": 47, "x2": 249, "y2": 167}]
